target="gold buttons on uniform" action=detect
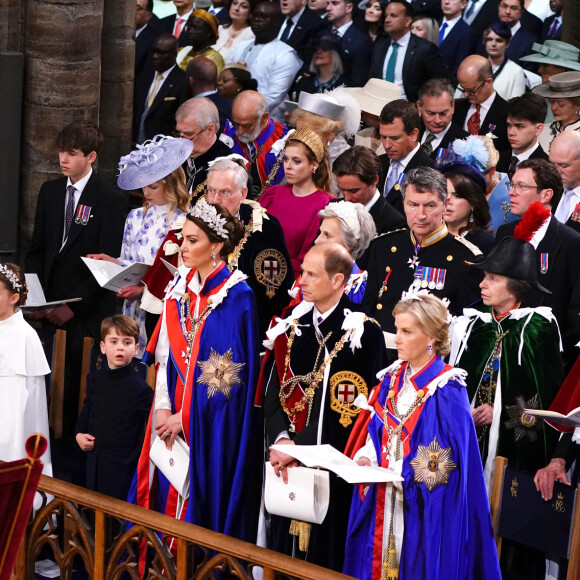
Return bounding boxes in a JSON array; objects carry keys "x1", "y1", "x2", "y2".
[
  {"x1": 377, "y1": 304, "x2": 383, "y2": 310},
  {"x1": 447, "y1": 255, "x2": 453, "y2": 261},
  {"x1": 391, "y1": 246, "x2": 397, "y2": 253}
]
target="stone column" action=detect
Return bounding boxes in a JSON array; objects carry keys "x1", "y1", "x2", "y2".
[
  {"x1": 562, "y1": 0, "x2": 579, "y2": 50},
  {"x1": 99, "y1": 0, "x2": 136, "y2": 184},
  {"x1": 20, "y1": 0, "x2": 104, "y2": 242}
]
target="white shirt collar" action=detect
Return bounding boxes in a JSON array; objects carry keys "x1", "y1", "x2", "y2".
[
  {"x1": 313, "y1": 301, "x2": 340, "y2": 328},
  {"x1": 399, "y1": 143, "x2": 420, "y2": 169},
  {"x1": 510, "y1": 20, "x2": 522, "y2": 36},
  {"x1": 514, "y1": 142, "x2": 539, "y2": 162},
  {"x1": 529, "y1": 214, "x2": 551, "y2": 249},
  {"x1": 334, "y1": 20, "x2": 353, "y2": 37},
  {"x1": 176, "y1": 8, "x2": 194, "y2": 22},
  {"x1": 196, "y1": 89, "x2": 217, "y2": 98},
  {"x1": 365, "y1": 190, "x2": 381, "y2": 211},
  {"x1": 67, "y1": 168, "x2": 93, "y2": 193},
  {"x1": 422, "y1": 122, "x2": 451, "y2": 143},
  {"x1": 392, "y1": 30, "x2": 411, "y2": 48},
  {"x1": 289, "y1": 6, "x2": 305, "y2": 24}
]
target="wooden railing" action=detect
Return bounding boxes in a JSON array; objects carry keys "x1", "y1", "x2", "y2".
[{"x1": 14, "y1": 474, "x2": 356, "y2": 580}]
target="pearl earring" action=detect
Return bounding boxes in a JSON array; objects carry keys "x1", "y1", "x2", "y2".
[
  {"x1": 211, "y1": 252, "x2": 216, "y2": 267},
  {"x1": 428, "y1": 344, "x2": 433, "y2": 355}
]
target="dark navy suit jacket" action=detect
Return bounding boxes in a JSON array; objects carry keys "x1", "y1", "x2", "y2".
[
  {"x1": 340, "y1": 23, "x2": 373, "y2": 87},
  {"x1": 439, "y1": 18, "x2": 476, "y2": 86}
]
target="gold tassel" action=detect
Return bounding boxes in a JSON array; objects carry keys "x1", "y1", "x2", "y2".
[
  {"x1": 289, "y1": 519, "x2": 312, "y2": 552},
  {"x1": 381, "y1": 533, "x2": 398, "y2": 580}
]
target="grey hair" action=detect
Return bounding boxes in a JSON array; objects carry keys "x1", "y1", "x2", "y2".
[
  {"x1": 318, "y1": 203, "x2": 376, "y2": 260},
  {"x1": 175, "y1": 97, "x2": 220, "y2": 131},
  {"x1": 207, "y1": 158, "x2": 248, "y2": 189},
  {"x1": 254, "y1": 93, "x2": 269, "y2": 119},
  {"x1": 309, "y1": 51, "x2": 344, "y2": 76},
  {"x1": 401, "y1": 167, "x2": 447, "y2": 203},
  {"x1": 418, "y1": 78, "x2": 455, "y2": 105},
  {"x1": 207, "y1": 158, "x2": 248, "y2": 190}
]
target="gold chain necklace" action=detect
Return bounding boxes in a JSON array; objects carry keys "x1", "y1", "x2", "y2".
[
  {"x1": 279, "y1": 322, "x2": 349, "y2": 431},
  {"x1": 179, "y1": 291, "x2": 214, "y2": 362},
  {"x1": 381, "y1": 364, "x2": 428, "y2": 580},
  {"x1": 227, "y1": 217, "x2": 253, "y2": 270}
]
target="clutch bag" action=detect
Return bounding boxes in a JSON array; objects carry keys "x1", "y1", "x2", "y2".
[
  {"x1": 150, "y1": 435, "x2": 190, "y2": 499},
  {"x1": 264, "y1": 462, "x2": 329, "y2": 524}
]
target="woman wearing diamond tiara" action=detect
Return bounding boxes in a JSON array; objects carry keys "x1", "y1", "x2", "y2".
[
  {"x1": 0, "y1": 263, "x2": 53, "y2": 509},
  {"x1": 259, "y1": 127, "x2": 333, "y2": 278},
  {"x1": 343, "y1": 292, "x2": 500, "y2": 580},
  {"x1": 129, "y1": 200, "x2": 262, "y2": 543},
  {"x1": 87, "y1": 135, "x2": 191, "y2": 356}
]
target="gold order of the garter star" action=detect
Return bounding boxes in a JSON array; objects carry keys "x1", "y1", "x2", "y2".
[
  {"x1": 227, "y1": 217, "x2": 254, "y2": 270},
  {"x1": 279, "y1": 322, "x2": 349, "y2": 430},
  {"x1": 410, "y1": 436, "x2": 457, "y2": 492},
  {"x1": 330, "y1": 371, "x2": 367, "y2": 427},
  {"x1": 197, "y1": 348, "x2": 245, "y2": 399}
]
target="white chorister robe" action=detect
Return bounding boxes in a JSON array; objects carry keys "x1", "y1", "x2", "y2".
[{"x1": 0, "y1": 309, "x2": 52, "y2": 508}]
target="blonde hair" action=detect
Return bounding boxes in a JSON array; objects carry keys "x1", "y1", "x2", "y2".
[
  {"x1": 143, "y1": 166, "x2": 189, "y2": 220},
  {"x1": 392, "y1": 294, "x2": 450, "y2": 356},
  {"x1": 290, "y1": 109, "x2": 343, "y2": 143},
  {"x1": 478, "y1": 135, "x2": 500, "y2": 170}
]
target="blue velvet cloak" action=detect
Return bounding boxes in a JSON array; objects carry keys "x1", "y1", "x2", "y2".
[
  {"x1": 343, "y1": 357, "x2": 501, "y2": 580},
  {"x1": 129, "y1": 264, "x2": 262, "y2": 543}
]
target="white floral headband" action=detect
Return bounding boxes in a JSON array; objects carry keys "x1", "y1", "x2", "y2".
[
  {"x1": 0, "y1": 264, "x2": 23, "y2": 291},
  {"x1": 400, "y1": 287, "x2": 452, "y2": 324},
  {"x1": 188, "y1": 199, "x2": 229, "y2": 239}
]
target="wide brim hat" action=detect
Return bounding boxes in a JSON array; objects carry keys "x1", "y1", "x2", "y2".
[
  {"x1": 520, "y1": 41, "x2": 580, "y2": 73},
  {"x1": 532, "y1": 71, "x2": 580, "y2": 99},
  {"x1": 284, "y1": 91, "x2": 345, "y2": 120},
  {"x1": 344, "y1": 79, "x2": 401, "y2": 117},
  {"x1": 117, "y1": 135, "x2": 193, "y2": 191},
  {"x1": 468, "y1": 237, "x2": 551, "y2": 294}
]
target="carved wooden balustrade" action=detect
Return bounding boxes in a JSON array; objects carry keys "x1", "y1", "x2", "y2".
[{"x1": 15, "y1": 474, "x2": 355, "y2": 580}]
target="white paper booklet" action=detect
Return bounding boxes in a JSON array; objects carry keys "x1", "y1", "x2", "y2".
[
  {"x1": 81, "y1": 257, "x2": 150, "y2": 292},
  {"x1": 23, "y1": 273, "x2": 82, "y2": 309},
  {"x1": 264, "y1": 463, "x2": 330, "y2": 523},
  {"x1": 524, "y1": 407, "x2": 580, "y2": 428},
  {"x1": 270, "y1": 443, "x2": 403, "y2": 484}
]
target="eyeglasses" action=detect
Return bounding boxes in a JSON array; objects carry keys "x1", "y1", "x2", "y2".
[
  {"x1": 207, "y1": 186, "x2": 241, "y2": 199},
  {"x1": 173, "y1": 128, "x2": 204, "y2": 140},
  {"x1": 457, "y1": 79, "x2": 488, "y2": 97},
  {"x1": 507, "y1": 182, "x2": 540, "y2": 195}
]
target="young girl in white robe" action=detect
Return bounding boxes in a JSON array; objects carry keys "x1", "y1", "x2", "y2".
[{"x1": 0, "y1": 263, "x2": 52, "y2": 506}]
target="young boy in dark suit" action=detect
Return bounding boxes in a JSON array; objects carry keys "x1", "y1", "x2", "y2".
[
  {"x1": 76, "y1": 316, "x2": 153, "y2": 500},
  {"x1": 26, "y1": 120, "x2": 127, "y2": 435}
]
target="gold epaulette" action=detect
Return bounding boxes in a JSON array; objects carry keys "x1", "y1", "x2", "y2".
[{"x1": 454, "y1": 235, "x2": 483, "y2": 256}]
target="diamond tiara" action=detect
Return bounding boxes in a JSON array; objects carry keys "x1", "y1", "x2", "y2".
[
  {"x1": 0, "y1": 264, "x2": 23, "y2": 291},
  {"x1": 188, "y1": 199, "x2": 229, "y2": 239}
]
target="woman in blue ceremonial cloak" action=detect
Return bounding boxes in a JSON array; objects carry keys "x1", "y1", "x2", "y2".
[
  {"x1": 128, "y1": 200, "x2": 262, "y2": 544},
  {"x1": 343, "y1": 292, "x2": 501, "y2": 580}
]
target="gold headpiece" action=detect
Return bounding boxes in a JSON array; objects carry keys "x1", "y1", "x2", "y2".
[{"x1": 286, "y1": 128, "x2": 325, "y2": 163}]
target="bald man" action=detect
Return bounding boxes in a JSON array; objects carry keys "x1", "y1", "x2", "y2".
[
  {"x1": 452, "y1": 54, "x2": 510, "y2": 152},
  {"x1": 261, "y1": 242, "x2": 387, "y2": 572},
  {"x1": 551, "y1": 131, "x2": 580, "y2": 234},
  {"x1": 220, "y1": 90, "x2": 288, "y2": 198}
]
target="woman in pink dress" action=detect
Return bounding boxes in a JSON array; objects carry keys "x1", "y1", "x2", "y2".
[{"x1": 259, "y1": 128, "x2": 333, "y2": 277}]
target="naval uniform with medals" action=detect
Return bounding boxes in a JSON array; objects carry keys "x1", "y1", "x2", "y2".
[
  {"x1": 361, "y1": 223, "x2": 483, "y2": 333},
  {"x1": 262, "y1": 294, "x2": 388, "y2": 572}
]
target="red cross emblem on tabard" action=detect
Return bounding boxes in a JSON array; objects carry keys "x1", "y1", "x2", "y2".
[
  {"x1": 337, "y1": 383, "x2": 356, "y2": 403},
  {"x1": 262, "y1": 259, "x2": 278, "y2": 279}
]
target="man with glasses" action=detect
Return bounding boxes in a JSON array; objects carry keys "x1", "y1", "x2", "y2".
[
  {"x1": 174, "y1": 97, "x2": 232, "y2": 204},
  {"x1": 497, "y1": 0, "x2": 538, "y2": 69},
  {"x1": 496, "y1": 158, "x2": 580, "y2": 361},
  {"x1": 205, "y1": 157, "x2": 294, "y2": 336},
  {"x1": 453, "y1": 54, "x2": 509, "y2": 152}
]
